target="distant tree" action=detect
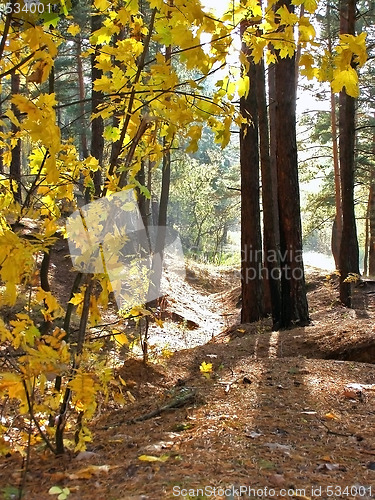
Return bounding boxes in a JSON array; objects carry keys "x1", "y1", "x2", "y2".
[{"x1": 338, "y1": 0, "x2": 360, "y2": 306}]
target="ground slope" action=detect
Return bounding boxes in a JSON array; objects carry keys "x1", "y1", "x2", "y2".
[{"x1": 1, "y1": 263, "x2": 375, "y2": 499}]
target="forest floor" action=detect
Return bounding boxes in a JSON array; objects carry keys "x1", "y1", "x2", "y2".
[{"x1": 1, "y1": 246, "x2": 375, "y2": 500}]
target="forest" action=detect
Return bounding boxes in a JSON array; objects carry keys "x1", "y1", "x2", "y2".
[{"x1": 0, "y1": 0, "x2": 375, "y2": 498}]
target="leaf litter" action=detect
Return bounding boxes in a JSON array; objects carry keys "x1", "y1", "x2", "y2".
[{"x1": 0, "y1": 263, "x2": 375, "y2": 498}]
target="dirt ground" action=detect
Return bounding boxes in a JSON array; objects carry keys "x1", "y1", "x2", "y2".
[{"x1": 1, "y1": 253, "x2": 375, "y2": 500}]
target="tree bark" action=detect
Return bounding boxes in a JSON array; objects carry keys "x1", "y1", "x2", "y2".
[
  {"x1": 257, "y1": 58, "x2": 281, "y2": 326},
  {"x1": 368, "y1": 120, "x2": 375, "y2": 276},
  {"x1": 369, "y1": 183, "x2": 375, "y2": 276},
  {"x1": 274, "y1": 0, "x2": 309, "y2": 327},
  {"x1": 90, "y1": 10, "x2": 104, "y2": 197},
  {"x1": 148, "y1": 42, "x2": 172, "y2": 306},
  {"x1": 10, "y1": 72, "x2": 22, "y2": 203},
  {"x1": 77, "y1": 36, "x2": 89, "y2": 159},
  {"x1": 338, "y1": 0, "x2": 360, "y2": 306},
  {"x1": 327, "y1": 2, "x2": 342, "y2": 270},
  {"x1": 240, "y1": 21, "x2": 264, "y2": 323}
]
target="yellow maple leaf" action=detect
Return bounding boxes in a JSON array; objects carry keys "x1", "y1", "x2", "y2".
[
  {"x1": 94, "y1": 0, "x2": 110, "y2": 11},
  {"x1": 186, "y1": 125, "x2": 202, "y2": 154},
  {"x1": 69, "y1": 372, "x2": 99, "y2": 419},
  {"x1": 331, "y1": 67, "x2": 359, "y2": 98},
  {"x1": 276, "y1": 5, "x2": 299, "y2": 25},
  {"x1": 113, "y1": 332, "x2": 129, "y2": 346},
  {"x1": 89, "y1": 296, "x2": 101, "y2": 326},
  {"x1": 67, "y1": 24, "x2": 80, "y2": 36},
  {"x1": 69, "y1": 292, "x2": 84, "y2": 306},
  {"x1": 340, "y1": 32, "x2": 368, "y2": 67},
  {"x1": 11, "y1": 95, "x2": 36, "y2": 116},
  {"x1": 199, "y1": 361, "x2": 213, "y2": 374},
  {"x1": 0, "y1": 373, "x2": 24, "y2": 400},
  {"x1": 303, "y1": 0, "x2": 317, "y2": 13},
  {"x1": 299, "y1": 53, "x2": 317, "y2": 80}
]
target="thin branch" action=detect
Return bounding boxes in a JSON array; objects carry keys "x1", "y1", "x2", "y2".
[{"x1": 22, "y1": 380, "x2": 56, "y2": 454}]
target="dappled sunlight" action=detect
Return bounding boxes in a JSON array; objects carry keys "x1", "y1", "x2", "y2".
[{"x1": 268, "y1": 330, "x2": 280, "y2": 358}]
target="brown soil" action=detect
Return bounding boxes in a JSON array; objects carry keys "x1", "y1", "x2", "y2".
[{"x1": 1, "y1": 252, "x2": 375, "y2": 500}]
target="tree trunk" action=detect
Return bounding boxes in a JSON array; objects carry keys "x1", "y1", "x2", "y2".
[
  {"x1": 338, "y1": 0, "x2": 360, "y2": 306},
  {"x1": 148, "y1": 43, "x2": 172, "y2": 306},
  {"x1": 136, "y1": 159, "x2": 148, "y2": 228},
  {"x1": 327, "y1": 2, "x2": 342, "y2": 270},
  {"x1": 146, "y1": 159, "x2": 153, "y2": 227},
  {"x1": 90, "y1": 10, "x2": 104, "y2": 197},
  {"x1": 257, "y1": 58, "x2": 281, "y2": 327},
  {"x1": 274, "y1": 0, "x2": 309, "y2": 327},
  {"x1": 77, "y1": 36, "x2": 89, "y2": 159},
  {"x1": 368, "y1": 121, "x2": 375, "y2": 276},
  {"x1": 10, "y1": 72, "x2": 22, "y2": 203},
  {"x1": 369, "y1": 183, "x2": 375, "y2": 276},
  {"x1": 240, "y1": 21, "x2": 264, "y2": 323}
]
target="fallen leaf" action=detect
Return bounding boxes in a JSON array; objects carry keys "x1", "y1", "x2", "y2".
[
  {"x1": 127, "y1": 390, "x2": 136, "y2": 403},
  {"x1": 316, "y1": 463, "x2": 345, "y2": 472},
  {"x1": 75, "y1": 451, "x2": 97, "y2": 461},
  {"x1": 142, "y1": 442, "x2": 174, "y2": 453},
  {"x1": 269, "y1": 473, "x2": 286, "y2": 486},
  {"x1": 245, "y1": 430, "x2": 262, "y2": 439},
  {"x1": 343, "y1": 388, "x2": 359, "y2": 399},
  {"x1": 49, "y1": 472, "x2": 67, "y2": 482},
  {"x1": 264, "y1": 442, "x2": 292, "y2": 454},
  {"x1": 324, "y1": 412, "x2": 340, "y2": 420},
  {"x1": 68, "y1": 464, "x2": 116, "y2": 479},
  {"x1": 138, "y1": 454, "x2": 169, "y2": 463}
]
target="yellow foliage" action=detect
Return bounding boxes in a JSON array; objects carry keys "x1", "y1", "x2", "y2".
[
  {"x1": 69, "y1": 372, "x2": 100, "y2": 419},
  {"x1": 199, "y1": 361, "x2": 213, "y2": 375},
  {"x1": 67, "y1": 24, "x2": 80, "y2": 36},
  {"x1": 0, "y1": 0, "x2": 370, "y2": 457},
  {"x1": 331, "y1": 67, "x2": 359, "y2": 98},
  {"x1": 36, "y1": 288, "x2": 64, "y2": 321}
]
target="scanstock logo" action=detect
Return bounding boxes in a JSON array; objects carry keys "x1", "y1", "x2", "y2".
[{"x1": 66, "y1": 190, "x2": 185, "y2": 310}]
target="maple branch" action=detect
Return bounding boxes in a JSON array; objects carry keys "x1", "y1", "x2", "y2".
[
  {"x1": 144, "y1": 32, "x2": 233, "y2": 68},
  {"x1": 0, "y1": 46, "x2": 47, "y2": 79},
  {"x1": 21, "y1": 149, "x2": 49, "y2": 211},
  {"x1": 22, "y1": 380, "x2": 56, "y2": 454},
  {"x1": 103, "y1": 8, "x2": 157, "y2": 195},
  {"x1": 0, "y1": 10, "x2": 13, "y2": 62},
  {"x1": 118, "y1": 115, "x2": 154, "y2": 188}
]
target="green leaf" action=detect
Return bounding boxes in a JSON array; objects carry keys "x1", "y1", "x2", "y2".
[
  {"x1": 103, "y1": 126, "x2": 121, "y2": 142},
  {"x1": 49, "y1": 486, "x2": 63, "y2": 495},
  {"x1": 139, "y1": 184, "x2": 151, "y2": 199}
]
